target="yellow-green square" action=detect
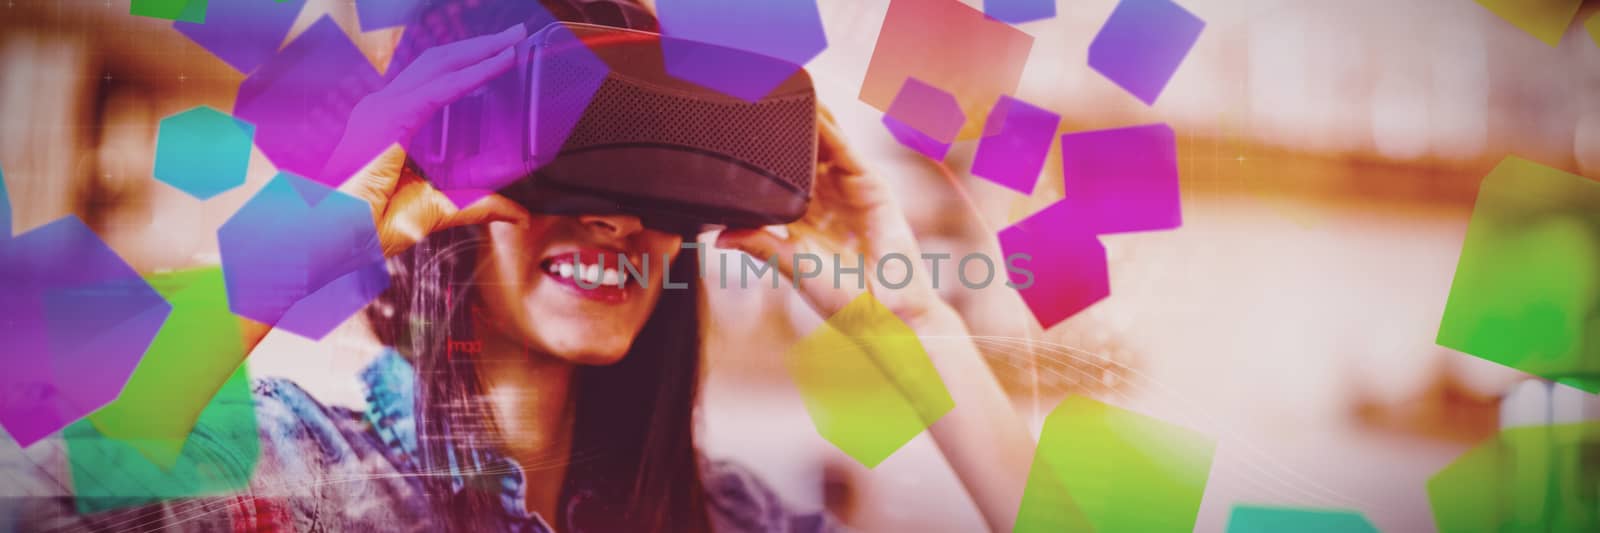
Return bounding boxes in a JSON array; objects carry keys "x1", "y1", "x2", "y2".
[
  {"x1": 788, "y1": 292, "x2": 955, "y2": 468},
  {"x1": 130, "y1": 0, "x2": 209, "y2": 23},
  {"x1": 1016, "y1": 395, "x2": 1214, "y2": 532},
  {"x1": 1428, "y1": 422, "x2": 1600, "y2": 533},
  {"x1": 1436, "y1": 156, "x2": 1600, "y2": 392},
  {"x1": 1474, "y1": 0, "x2": 1583, "y2": 47},
  {"x1": 65, "y1": 267, "x2": 258, "y2": 513}
]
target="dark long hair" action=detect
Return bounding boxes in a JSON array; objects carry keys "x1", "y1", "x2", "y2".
[
  {"x1": 365, "y1": 225, "x2": 710, "y2": 532},
  {"x1": 369, "y1": 3, "x2": 706, "y2": 530}
]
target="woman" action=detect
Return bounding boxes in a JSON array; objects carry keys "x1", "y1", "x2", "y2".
[{"x1": 12, "y1": 1, "x2": 1038, "y2": 531}]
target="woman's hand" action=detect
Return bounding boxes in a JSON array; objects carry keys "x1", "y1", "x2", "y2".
[
  {"x1": 238, "y1": 26, "x2": 534, "y2": 353},
  {"x1": 721, "y1": 108, "x2": 1036, "y2": 532},
  {"x1": 337, "y1": 145, "x2": 530, "y2": 257},
  {"x1": 326, "y1": 25, "x2": 534, "y2": 257},
  {"x1": 716, "y1": 109, "x2": 955, "y2": 330}
]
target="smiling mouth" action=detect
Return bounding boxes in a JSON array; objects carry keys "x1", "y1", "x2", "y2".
[
  {"x1": 541, "y1": 256, "x2": 627, "y2": 287},
  {"x1": 538, "y1": 250, "x2": 639, "y2": 303}
]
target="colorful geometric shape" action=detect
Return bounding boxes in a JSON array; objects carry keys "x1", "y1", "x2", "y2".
[
  {"x1": 81, "y1": 267, "x2": 247, "y2": 469},
  {"x1": 234, "y1": 17, "x2": 384, "y2": 187},
  {"x1": 984, "y1": 0, "x2": 1056, "y2": 24},
  {"x1": 1087, "y1": 0, "x2": 1205, "y2": 105},
  {"x1": 217, "y1": 172, "x2": 388, "y2": 340},
  {"x1": 0, "y1": 211, "x2": 171, "y2": 447},
  {"x1": 657, "y1": 0, "x2": 827, "y2": 102},
  {"x1": 130, "y1": 0, "x2": 207, "y2": 23},
  {"x1": 174, "y1": 0, "x2": 306, "y2": 75},
  {"x1": 386, "y1": 0, "x2": 558, "y2": 81},
  {"x1": 152, "y1": 106, "x2": 255, "y2": 200},
  {"x1": 971, "y1": 95, "x2": 1060, "y2": 194},
  {"x1": 787, "y1": 292, "x2": 955, "y2": 468},
  {"x1": 998, "y1": 200, "x2": 1110, "y2": 329},
  {"x1": 372, "y1": 1, "x2": 605, "y2": 208},
  {"x1": 861, "y1": 0, "x2": 1033, "y2": 140},
  {"x1": 1226, "y1": 506, "x2": 1380, "y2": 533},
  {"x1": 1437, "y1": 156, "x2": 1600, "y2": 393},
  {"x1": 882, "y1": 78, "x2": 965, "y2": 161},
  {"x1": 356, "y1": 0, "x2": 428, "y2": 31},
  {"x1": 1060, "y1": 123, "x2": 1183, "y2": 235},
  {"x1": 1428, "y1": 421, "x2": 1600, "y2": 533},
  {"x1": 402, "y1": 21, "x2": 610, "y2": 208},
  {"x1": 1016, "y1": 395, "x2": 1216, "y2": 533},
  {"x1": 1474, "y1": 0, "x2": 1583, "y2": 47},
  {"x1": 65, "y1": 361, "x2": 259, "y2": 513}
]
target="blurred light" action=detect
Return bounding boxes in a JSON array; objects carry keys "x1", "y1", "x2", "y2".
[
  {"x1": 1370, "y1": 65, "x2": 1431, "y2": 161},
  {"x1": 1246, "y1": 11, "x2": 1309, "y2": 147},
  {"x1": 1427, "y1": 10, "x2": 1489, "y2": 160}
]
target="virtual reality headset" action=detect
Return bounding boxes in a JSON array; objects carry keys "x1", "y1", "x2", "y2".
[{"x1": 409, "y1": 21, "x2": 818, "y2": 235}]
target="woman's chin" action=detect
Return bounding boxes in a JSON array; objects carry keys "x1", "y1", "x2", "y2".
[
  {"x1": 533, "y1": 335, "x2": 633, "y2": 366},
  {"x1": 559, "y1": 349, "x2": 630, "y2": 366}
]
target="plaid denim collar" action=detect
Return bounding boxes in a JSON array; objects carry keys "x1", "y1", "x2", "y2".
[{"x1": 357, "y1": 350, "x2": 551, "y2": 527}]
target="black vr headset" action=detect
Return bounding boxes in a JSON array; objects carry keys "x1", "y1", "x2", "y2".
[{"x1": 408, "y1": 7, "x2": 818, "y2": 236}]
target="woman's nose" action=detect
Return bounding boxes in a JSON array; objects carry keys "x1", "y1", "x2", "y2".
[{"x1": 578, "y1": 214, "x2": 644, "y2": 239}]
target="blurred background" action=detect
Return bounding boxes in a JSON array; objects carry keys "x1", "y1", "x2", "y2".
[{"x1": 2, "y1": 0, "x2": 1599, "y2": 531}]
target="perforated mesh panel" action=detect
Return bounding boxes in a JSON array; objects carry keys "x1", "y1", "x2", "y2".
[{"x1": 560, "y1": 73, "x2": 817, "y2": 193}]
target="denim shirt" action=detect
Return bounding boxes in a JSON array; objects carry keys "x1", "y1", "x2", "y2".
[{"x1": 4, "y1": 350, "x2": 842, "y2": 532}]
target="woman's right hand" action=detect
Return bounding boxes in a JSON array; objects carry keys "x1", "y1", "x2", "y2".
[
  {"x1": 337, "y1": 145, "x2": 531, "y2": 257},
  {"x1": 237, "y1": 25, "x2": 535, "y2": 353},
  {"x1": 326, "y1": 25, "x2": 535, "y2": 257}
]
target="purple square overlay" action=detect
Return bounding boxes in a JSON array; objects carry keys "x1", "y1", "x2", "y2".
[
  {"x1": 175, "y1": 0, "x2": 306, "y2": 74},
  {"x1": 657, "y1": 0, "x2": 826, "y2": 101},
  {"x1": 235, "y1": 17, "x2": 384, "y2": 187},
  {"x1": 406, "y1": 26, "x2": 610, "y2": 208},
  {"x1": 882, "y1": 78, "x2": 965, "y2": 160},
  {"x1": 998, "y1": 201, "x2": 1110, "y2": 329},
  {"x1": 356, "y1": 0, "x2": 429, "y2": 31},
  {"x1": 1088, "y1": 0, "x2": 1205, "y2": 106},
  {"x1": 985, "y1": 0, "x2": 1056, "y2": 25},
  {"x1": 0, "y1": 217, "x2": 169, "y2": 447},
  {"x1": 972, "y1": 95, "x2": 1060, "y2": 194},
  {"x1": 1060, "y1": 123, "x2": 1183, "y2": 235},
  {"x1": 387, "y1": 2, "x2": 606, "y2": 208},
  {"x1": 218, "y1": 172, "x2": 388, "y2": 340}
]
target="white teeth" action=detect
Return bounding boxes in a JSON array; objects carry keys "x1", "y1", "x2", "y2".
[
  {"x1": 548, "y1": 259, "x2": 628, "y2": 287},
  {"x1": 568, "y1": 263, "x2": 604, "y2": 285}
]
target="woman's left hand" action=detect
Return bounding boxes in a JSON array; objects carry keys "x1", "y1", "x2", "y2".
[
  {"x1": 720, "y1": 107, "x2": 1033, "y2": 532},
  {"x1": 716, "y1": 108, "x2": 956, "y2": 330}
]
